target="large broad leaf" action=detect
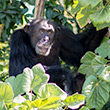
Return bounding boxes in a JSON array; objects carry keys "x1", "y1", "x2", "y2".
[
  {"x1": 80, "y1": 51, "x2": 96, "y2": 64},
  {"x1": 99, "y1": 66, "x2": 110, "y2": 82},
  {"x1": 76, "y1": 6, "x2": 90, "y2": 27},
  {"x1": 11, "y1": 105, "x2": 28, "y2": 110},
  {"x1": 82, "y1": 75, "x2": 109, "y2": 110},
  {"x1": 78, "y1": 51, "x2": 96, "y2": 76},
  {"x1": 6, "y1": 64, "x2": 49, "y2": 96},
  {"x1": 63, "y1": 93, "x2": 85, "y2": 109},
  {"x1": 72, "y1": 0, "x2": 82, "y2": 13},
  {"x1": 95, "y1": 42, "x2": 110, "y2": 59},
  {"x1": 31, "y1": 64, "x2": 49, "y2": 93},
  {"x1": 31, "y1": 96, "x2": 63, "y2": 110},
  {"x1": 0, "y1": 82, "x2": 14, "y2": 106},
  {"x1": 96, "y1": 22, "x2": 110, "y2": 30},
  {"x1": 91, "y1": 56, "x2": 107, "y2": 76},
  {"x1": 90, "y1": 5, "x2": 110, "y2": 27},
  {"x1": 13, "y1": 95, "x2": 26, "y2": 104},
  {"x1": 21, "y1": 64, "x2": 49, "y2": 93},
  {"x1": 6, "y1": 75, "x2": 24, "y2": 97},
  {"x1": 37, "y1": 83, "x2": 67, "y2": 100},
  {"x1": 79, "y1": 0, "x2": 101, "y2": 8},
  {"x1": 21, "y1": 67, "x2": 34, "y2": 92}
]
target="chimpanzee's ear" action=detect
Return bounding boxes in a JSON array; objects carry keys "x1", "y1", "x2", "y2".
[{"x1": 24, "y1": 23, "x2": 30, "y2": 33}]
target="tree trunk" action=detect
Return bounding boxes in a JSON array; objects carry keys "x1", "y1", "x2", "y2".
[
  {"x1": 34, "y1": 0, "x2": 45, "y2": 19},
  {"x1": 0, "y1": 24, "x2": 4, "y2": 38}
]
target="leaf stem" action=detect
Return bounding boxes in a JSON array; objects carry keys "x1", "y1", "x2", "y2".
[
  {"x1": 64, "y1": 105, "x2": 68, "y2": 110},
  {"x1": 3, "y1": 101, "x2": 8, "y2": 110}
]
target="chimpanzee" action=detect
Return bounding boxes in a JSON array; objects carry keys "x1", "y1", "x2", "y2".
[{"x1": 9, "y1": 19, "x2": 108, "y2": 94}]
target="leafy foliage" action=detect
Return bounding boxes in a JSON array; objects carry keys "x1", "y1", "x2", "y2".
[
  {"x1": 0, "y1": 0, "x2": 110, "y2": 109},
  {"x1": 0, "y1": 42, "x2": 9, "y2": 81},
  {"x1": 0, "y1": 64, "x2": 85, "y2": 110},
  {"x1": 45, "y1": 0, "x2": 79, "y2": 31},
  {"x1": 0, "y1": 0, "x2": 28, "y2": 41},
  {"x1": 78, "y1": 49, "x2": 110, "y2": 109},
  {"x1": 72, "y1": 0, "x2": 110, "y2": 30}
]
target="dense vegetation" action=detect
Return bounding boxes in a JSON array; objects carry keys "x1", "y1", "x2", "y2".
[{"x1": 0, "y1": 0, "x2": 110, "y2": 109}]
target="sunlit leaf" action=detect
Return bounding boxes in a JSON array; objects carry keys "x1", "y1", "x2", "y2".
[
  {"x1": 76, "y1": 6, "x2": 90, "y2": 27},
  {"x1": 81, "y1": 51, "x2": 96, "y2": 64},
  {"x1": 82, "y1": 75, "x2": 109, "y2": 109},
  {"x1": 79, "y1": 0, "x2": 101, "y2": 8},
  {"x1": 0, "y1": 101, "x2": 4, "y2": 109},
  {"x1": 63, "y1": 93, "x2": 85, "y2": 109},
  {"x1": 11, "y1": 105, "x2": 28, "y2": 110},
  {"x1": 96, "y1": 22, "x2": 110, "y2": 30},
  {"x1": 0, "y1": 82, "x2": 14, "y2": 105},
  {"x1": 90, "y1": 5, "x2": 110, "y2": 26},
  {"x1": 72, "y1": 0, "x2": 82, "y2": 13},
  {"x1": 80, "y1": 106, "x2": 90, "y2": 110},
  {"x1": 37, "y1": 83, "x2": 67, "y2": 100},
  {"x1": 6, "y1": 75, "x2": 24, "y2": 97},
  {"x1": 21, "y1": 67, "x2": 34, "y2": 92},
  {"x1": 99, "y1": 66, "x2": 110, "y2": 82},
  {"x1": 31, "y1": 96, "x2": 63, "y2": 110},
  {"x1": 13, "y1": 95, "x2": 26, "y2": 104},
  {"x1": 31, "y1": 64, "x2": 49, "y2": 93}
]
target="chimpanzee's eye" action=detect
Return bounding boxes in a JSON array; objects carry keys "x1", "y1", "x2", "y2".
[
  {"x1": 39, "y1": 29, "x2": 44, "y2": 34},
  {"x1": 47, "y1": 30, "x2": 52, "y2": 34}
]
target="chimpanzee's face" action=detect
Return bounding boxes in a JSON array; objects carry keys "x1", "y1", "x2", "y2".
[{"x1": 24, "y1": 19, "x2": 56, "y2": 56}]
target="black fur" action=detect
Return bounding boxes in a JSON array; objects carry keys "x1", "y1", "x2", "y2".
[{"x1": 9, "y1": 19, "x2": 108, "y2": 94}]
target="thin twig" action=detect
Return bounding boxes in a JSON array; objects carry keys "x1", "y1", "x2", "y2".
[
  {"x1": 57, "y1": 0, "x2": 76, "y2": 21},
  {"x1": 57, "y1": 0, "x2": 80, "y2": 27}
]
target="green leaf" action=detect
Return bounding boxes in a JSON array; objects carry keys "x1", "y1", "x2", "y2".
[
  {"x1": 80, "y1": 106, "x2": 90, "y2": 110},
  {"x1": 72, "y1": 0, "x2": 82, "y2": 13},
  {"x1": 0, "y1": 101, "x2": 4, "y2": 109},
  {"x1": 56, "y1": 5, "x2": 64, "y2": 11},
  {"x1": 18, "y1": 64, "x2": 49, "y2": 94},
  {"x1": 21, "y1": 67, "x2": 34, "y2": 92},
  {"x1": 31, "y1": 96, "x2": 63, "y2": 110},
  {"x1": 96, "y1": 22, "x2": 110, "y2": 30},
  {"x1": 92, "y1": 56, "x2": 107, "y2": 75},
  {"x1": 13, "y1": 95, "x2": 26, "y2": 104},
  {"x1": 6, "y1": 10, "x2": 17, "y2": 14},
  {"x1": 82, "y1": 75, "x2": 109, "y2": 110},
  {"x1": 32, "y1": 63, "x2": 45, "y2": 75},
  {"x1": 37, "y1": 83, "x2": 67, "y2": 100},
  {"x1": 46, "y1": 8, "x2": 53, "y2": 19},
  {"x1": 76, "y1": 6, "x2": 91, "y2": 27},
  {"x1": 0, "y1": 14, "x2": 5, "y2": 19},
  {"x1": 79, "y1": 0, "x2": 101, "y2": 8},
  {"x1": 6, "y1": 75, "x2": 24, "y2": 97},
  {"x1": 63, "y1": 93, "x2": 85, "y2": 109},
  {"x1": 0, "y1": 82, "x2": 14, "y2": 105},
  {"x1": 90, "y1": 5, "x2": 110, "y2": 27},
  {"x1": 78, "y1": 51, "x2": 96, "y2": 75},
  {"x1": 5, "y1": 20, "x2": 9, "y2": 29},
  {"x1": 11, "y1": 105, "x2": 28, "y2": 110},
  {"x1": 32, "y1": 64, "x2": 49, "y2": 93},
  {"x1": 95, "y1": 42, "x2": 110, "y2": 58},
  {"x1": 21, "y1": 8, "x2": 28, "y2": 14},
  {"x1": 99, "y1": 66, "x2": 110, "y2": 82},
  {"x1": 81, "y1": 51, "x2": 96, "y2": 64}
]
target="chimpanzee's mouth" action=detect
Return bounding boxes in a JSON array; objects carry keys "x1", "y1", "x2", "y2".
[{"x1": 35, "y1": 43, "x2": 53, "y2": 56}]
